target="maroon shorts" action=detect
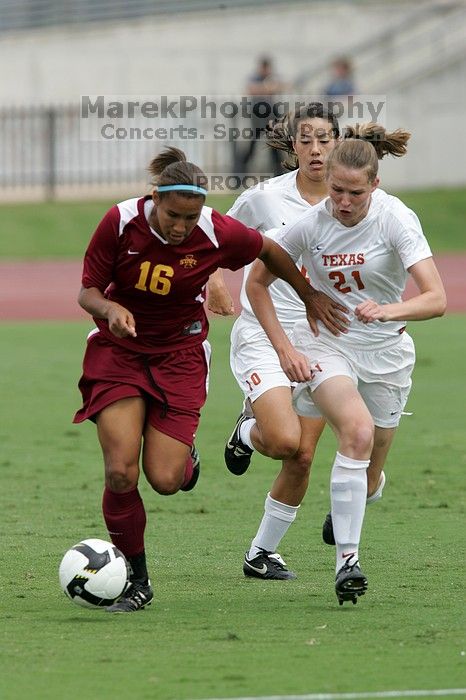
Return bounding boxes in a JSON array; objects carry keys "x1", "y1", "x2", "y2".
[{"x1": 73, "y1": 330, "x2": 211, "y2": 446}]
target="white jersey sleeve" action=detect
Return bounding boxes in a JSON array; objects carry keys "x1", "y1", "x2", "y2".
[
  {"x1": 227, "y1": 192, "x2": 264, "y2": 230},
  {"x1": 226, "y1": 171, "x2": 314, "y2": 330},
  {"x1": 384, "y1": 195, "x2": 432, "y2": 270}
]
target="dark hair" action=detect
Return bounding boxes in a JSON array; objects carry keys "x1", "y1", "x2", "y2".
[
  {"x1": 148, "y1": 146, "x2": 208, "y2": 198},
  {"x1": 327, "y1": 123, "x2": 411, "y2": 182},
  {"x1": 265, "y1": 102, "x2": 341, "y2": 171},
  {"x1": 332, "y1": 57, "x2": 353, "y2": 73}
]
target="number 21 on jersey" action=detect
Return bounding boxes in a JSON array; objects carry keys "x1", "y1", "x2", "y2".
[{"x1": 328, "y1": 269, "x2": 365, "y2": 294}]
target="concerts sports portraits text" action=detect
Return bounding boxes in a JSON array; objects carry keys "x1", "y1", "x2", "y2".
[{"x1": 80, "y1": 94, "x2": 387, "y2": 142}]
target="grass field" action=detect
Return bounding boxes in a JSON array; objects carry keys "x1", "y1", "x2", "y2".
[
  {"x1": 1, "y1": 187, "x2": 466, "y2": 259},
  {"x1": 0, "y1": 316, "x2": 465, "y2": 700},
  {"x1": 1, "y1": 187, "x2": 465, "y2": 700}
]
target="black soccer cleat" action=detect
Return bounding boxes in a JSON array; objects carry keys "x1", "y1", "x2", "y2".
[
  {"x1": 106, "y1": 580, "x2": 153, "y2": 613},
  {"x1": 322, "y1": 511, "x2": 335, "y2": 545},
  {"x1": 224, "y1": 413, "x2": 254, "y2": 475},
  {"x1": 180, "y1": 445, "x2": 201, "y2": 492},
  {"x1": 243, "y1": 549, "x2": 297, "y2": 580},
  {"x1": 335, "y1": 561, "x2": 368, "y2": 606}
]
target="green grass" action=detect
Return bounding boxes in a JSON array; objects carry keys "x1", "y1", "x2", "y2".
[
  {"x1": 1, "y1": 187, "x2": 465, "y2": 259},
  {"x1": 0, "y1": 317, "x2": 465, "y2": 700}
]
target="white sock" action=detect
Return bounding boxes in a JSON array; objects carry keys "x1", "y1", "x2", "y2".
[
  {"x1": 366, "y1": 470, "x2": 386, "y2": 505},
  {"x1": 239, "y1": 418, "x2": 255, "y2": 450},
  {"x1": 331, "y1": 452, "x2": 369, "y2": 573},
  {"x1": 248, "y1": 493, "x2": 299, "y2": 559}
]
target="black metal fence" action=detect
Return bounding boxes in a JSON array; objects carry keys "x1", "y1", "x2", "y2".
[
  {"x1": 1, "y1": 96, "x2": 300, "y2": 199},
  {"x1": 1, "y1": 106, "x2": 132, "y2": 196},
  {"x1": 0, "y1": 104, "x2": 242, "y2": 198}
]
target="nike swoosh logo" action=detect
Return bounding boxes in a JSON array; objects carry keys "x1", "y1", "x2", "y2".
[
  {"x1": 226, "y1": 443, "x2": 248, "y2": 457},
  {"x1": 315, "y1": 245, "x2": 323, "y2": 251},
  {"x1": 128, "y1": 250, "x2": 139, "y2": 255},
  {"x1": 245, "y1": 562, "x2": 267, "y2": 575},
  {"x1": 342, "y1": 551, "x2": 355, "y2": 559}
]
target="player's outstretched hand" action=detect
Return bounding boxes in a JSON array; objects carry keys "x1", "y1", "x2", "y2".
[
  {"x1": 206, "y1": 270, "x2": 235, "y2": 316},
  {"x1": 107, "y1": 304, "x2": 137, "y2": 338},
  {"x1": 277, "y1": 346, "x2": 311, "y2": 383},
  {"x1": 355, "y1": 299, "x2": 389, "y2": 323},
  {"x1": 207, "y1": 286, "x2": 235, "y2": 316},
  {"x1": 304, "y1": 291, "x2": 349, "y2": 336}
]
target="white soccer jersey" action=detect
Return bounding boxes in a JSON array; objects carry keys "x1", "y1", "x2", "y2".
[
  {"x1": 277, "y1": 188, "x2": 432, "y2": 346},
  {"x1": 227, "y1": 170, "x2": 311, "y2": 330}
]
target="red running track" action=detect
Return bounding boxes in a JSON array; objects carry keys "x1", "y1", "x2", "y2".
[{"x1": 0, "y1": 256, "x2": 464, "y2": 321}]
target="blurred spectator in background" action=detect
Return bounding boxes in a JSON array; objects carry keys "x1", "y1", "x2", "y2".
[
  {"x1": 323, "y1": 56, "x2": 357, "y2": 97},
  {"x1": 234, "y1": 55, "x2": 289, "y2": 177}
]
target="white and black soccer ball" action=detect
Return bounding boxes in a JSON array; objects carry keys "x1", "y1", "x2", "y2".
[{"x1": 59, "y1": 538, "x2": 129, "y2": 609}]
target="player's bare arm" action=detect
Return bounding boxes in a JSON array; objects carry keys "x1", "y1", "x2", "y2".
[
  {"x1": 355, "y1": 258, "x2": 446, "y2": 323},
  {"x1": 206, "y1": 269, "x2": 235, "y2": 316},
  {"x1": 244, "y1": 256, "x2": 311, "y2": 382}
]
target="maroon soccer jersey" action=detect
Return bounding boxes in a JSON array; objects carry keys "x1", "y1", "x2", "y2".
[{"x1": 81, "y1": 196, "x2": 263, "y2": 353}]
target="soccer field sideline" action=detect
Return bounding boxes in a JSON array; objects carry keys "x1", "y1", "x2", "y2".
[{"x1": 198, "y1": 689, "x2": 466, "y2": 700}]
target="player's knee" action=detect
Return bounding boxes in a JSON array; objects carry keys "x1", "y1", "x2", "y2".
[
  {"x1": 342, "y1": 421, "x2": 374, "y2": 456},
  {"x1": 146, "y1": 471, "x2": 182, "y2": 495},
  {"x1": 258, "y1": 421, "x2": 301, "y2": 459},
  {"x1": 105, "y1": 469, "x2": 136, "y2": 493},
  {"x1": 154, "y1": 481, "x2": 180, "y2": 496},
  {"x1": 373, "y1": 432, "x2": 391, "y2": 452},
  {"x1": 288, "y1": 448, "x2": 313, "y2": 477},
  {"x1": 265, "y1": 434, "x2": 300, "y2": 460}
]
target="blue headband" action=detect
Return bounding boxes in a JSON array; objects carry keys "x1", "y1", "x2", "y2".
[{"x1": 157, "y1": 184, "x2": 208, "y2": 195}]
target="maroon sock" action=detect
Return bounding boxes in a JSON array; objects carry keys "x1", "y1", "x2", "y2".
[
  {"x1": 181, "y1": 452, "x2": 194, "y2": 489},
  {"x1": 102, "y1": 487, "x2": 146, "y2": 558}
]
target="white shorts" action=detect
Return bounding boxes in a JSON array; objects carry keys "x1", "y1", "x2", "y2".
[
  {"x1": 230, "y1": 316, "x2": 294, "y2": 403},
  {"x1": 292, "y1": 323, "x2": 415, "y2": 429}
]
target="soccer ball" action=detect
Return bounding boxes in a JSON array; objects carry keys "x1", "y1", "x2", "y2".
[{"x1": 59, "y1": 538, "x2": 129, "y2": 609}]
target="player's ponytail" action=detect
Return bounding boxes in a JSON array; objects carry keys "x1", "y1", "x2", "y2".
[
  {"x1": 343, "y1": 123, "x2": 410, "y2": 159},
  {"x1": 148, "y1": 147, "x2": 208, "y2": 197},
  {"x1": 327, "y1": 123, "x2": 411, "y2": 182},
  {"x1": 266, "y1": 117, "x2": 296, "y2": 170}
]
